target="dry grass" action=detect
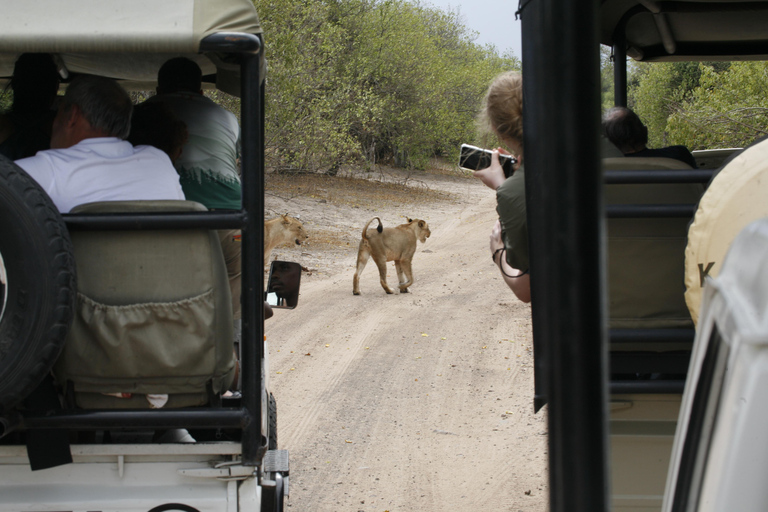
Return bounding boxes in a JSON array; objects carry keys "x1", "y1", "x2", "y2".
[
  {"x1": 265, "y1": 167, "x2": 460, "y2": 210},
  {"x1": 303, "y1": 227, "x2": 358, "y2": 251},
  {"x1": 424, "y1": 156, "x2": 468, "y2": 176}
]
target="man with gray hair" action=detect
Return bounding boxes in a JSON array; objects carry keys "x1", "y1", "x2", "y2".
[
  {"x1": 15, "y1": 75, "x2": 184, "y2": 213},
  {"x1": 602, "y1": 106, "x2": 697, "y2": 168}
]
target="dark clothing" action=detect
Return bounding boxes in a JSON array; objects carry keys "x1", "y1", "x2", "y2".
[
  {"x1": 0, "y1": 110, "x2": 55, "y2": 160},
  {"x1": 496, "y1": 165, "x2": 529, "y2": 272},
  {"x1": 626, "y1": 146, "x2": 697, "y2": 169}
]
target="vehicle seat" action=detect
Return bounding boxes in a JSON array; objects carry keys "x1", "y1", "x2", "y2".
[
  {"x1": 604, "y1": 157, "x2": 703, "y2": 334},
  {"x1": 602, "y1": 156, "x2": 694, "y2": 172},
  {"x1": 601, "y1": 136, "x2": 624, "y2": 158},
  {"x1": 54, "y1": 200, "x2": 235, "y2": 409}
]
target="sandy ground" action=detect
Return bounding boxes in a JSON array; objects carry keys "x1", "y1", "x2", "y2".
[{"x1": 265, "y1": 167, "x2": 549, "y2": 512}]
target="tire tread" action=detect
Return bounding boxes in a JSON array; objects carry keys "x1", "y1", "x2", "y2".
[{"x1": 0, "y1": 158, "x2": 76, "y2": 413}]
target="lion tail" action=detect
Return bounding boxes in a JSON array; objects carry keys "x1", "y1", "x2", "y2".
[{"x1": 361, "y1": 217, "x2": 383, "y2": 241}]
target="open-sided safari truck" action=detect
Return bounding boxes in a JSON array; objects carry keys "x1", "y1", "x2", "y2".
[
  {"x1": 0, "y1": 0, "x2": 297, "y2": 510},
  {"x1": 517, "y1": 0, "x2": 768, "y2": 511}
]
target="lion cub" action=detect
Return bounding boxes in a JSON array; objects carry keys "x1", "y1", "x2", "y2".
[{"x1": 352, "y1": 217, "x2": 431, "y2": 295}]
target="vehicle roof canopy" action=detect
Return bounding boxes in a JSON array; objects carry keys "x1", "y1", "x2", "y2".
[
  {"x1": 0, "y1": 0, "x2": 263, "y2": 96},
  {"x1": 600, "y1": 0, "x2": 768, "y2": 61}
]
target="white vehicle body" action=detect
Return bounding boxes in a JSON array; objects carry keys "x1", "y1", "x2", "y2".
[
  {"x1": 0, "y1": 342, "x2": 285, "y2": 511},
  {"x1": 0, "y1": 1, "x2": 291, "y2": 510},
  {"x1": 0, "y1": 444, "x2": 260, "y2": 511},
  {"x1": 662, "y1": 218, "x2": 768, "y2": 512}
]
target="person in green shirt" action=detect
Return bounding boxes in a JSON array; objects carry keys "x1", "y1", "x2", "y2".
[
  {"x1": 472, "y1": 71, "x2": 531, "y2": 303},
  {"x1": 149, "y1": 57, "x2": 243, "y2": 321}
]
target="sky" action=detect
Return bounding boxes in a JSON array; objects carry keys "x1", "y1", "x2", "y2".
[{"x1": 423, "y1": 0, "x2": 523, "y2": 60}]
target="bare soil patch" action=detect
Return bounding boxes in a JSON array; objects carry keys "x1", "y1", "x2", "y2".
[{"x1": 264, "y1": 161, "x2": 549, "y2": 512}]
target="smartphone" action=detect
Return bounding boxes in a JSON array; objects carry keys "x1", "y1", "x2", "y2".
[{"x1": 459, "y1": 144, "x2": 516, "y2": 178}]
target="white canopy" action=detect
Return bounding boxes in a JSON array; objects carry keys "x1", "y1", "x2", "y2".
[
  {"x1": 600, "y1": 0, "x2": 768, "y2": 61},
  {"x1": 0, "y1": 0, "x2": 263, "y2": 96}
]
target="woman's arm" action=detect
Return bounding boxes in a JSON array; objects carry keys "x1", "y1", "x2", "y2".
[{"x1": 490, "y1": 220, "x2": 531, "y2": 303}]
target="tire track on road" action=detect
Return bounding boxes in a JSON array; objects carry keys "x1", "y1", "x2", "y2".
[{"x1": 275, "y1": 304, "x2": 387, "y2": 450}]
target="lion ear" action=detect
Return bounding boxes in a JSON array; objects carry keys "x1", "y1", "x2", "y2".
[
  {"x1": 419, "y1": 221, "x2": 424, "y2": 227},
  {"x1": 407, "y1": 217, "x2": 413, "y2": 223}
]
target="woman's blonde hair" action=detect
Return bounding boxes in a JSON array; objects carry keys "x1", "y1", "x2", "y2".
[{"x1": 478, "y1": 71, "x2": 523, "y2": 155}]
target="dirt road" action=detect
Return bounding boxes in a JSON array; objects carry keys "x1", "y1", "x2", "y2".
[{"x1": 265, "y1": 168, "x2": 549, "y2": 511}]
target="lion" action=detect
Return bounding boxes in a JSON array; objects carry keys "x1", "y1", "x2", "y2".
[
  {"x1": 352, "y1": 217, "x2": 431, "y2": 295},
  {"x1": 264, "y1": 214, "x2": 309, "y2": 264}
]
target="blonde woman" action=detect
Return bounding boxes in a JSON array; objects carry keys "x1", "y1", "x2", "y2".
[{"x1": 473, "y1": 71, "x2": 530, "y2": 303}]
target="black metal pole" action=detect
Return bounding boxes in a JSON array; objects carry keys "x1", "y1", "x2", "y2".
[
  {"x1": 520, "y1": 0, "x2": 610, "y2": 510},
  {"x1": 240, "y1": 45, "x2": 266, "y2": 466},
  {"x1": 604, "y1": 169, "x2": 714, "y2": 184},
  {"x1": 63, "y1": 211, "x2": 246, "y2": 231},
  {"x1": 18, "y1": 409, "x2": 247, "y2": 430},
  {"x1": 606, "y1": 204, "x2": 697, "y2": 218}
]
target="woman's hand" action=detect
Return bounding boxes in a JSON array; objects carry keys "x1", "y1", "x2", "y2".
[{"x1": 473, "y1": 149, "x2": 508, "y2": 190}]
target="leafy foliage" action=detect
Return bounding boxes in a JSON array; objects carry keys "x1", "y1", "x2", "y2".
[
  {"x1": 254, "y1": 0, "x2": 519, "y2": 172},
  {"x1": 629, "y1": 62, "x2": 707, "y2": 147},
  {"x1": 600, "y1": 47, "x2": 641, "y2": 112},
  {"x1": 666, "y1": 62, "x2": 768, "y2": 149},
  {"x1": 0, "y1": 90, "x2": 11, "y2": 113},
  {"x1": 625, "y1": 58, "x2": 767, "y2": 150}
]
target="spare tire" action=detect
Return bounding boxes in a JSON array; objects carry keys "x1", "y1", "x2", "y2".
[
  {"x1": 685, "y1": 139, "x2": 768, "y2": 325},
  {"x1": 0, "y1": 156, "x2": 76, "y2": 413}
]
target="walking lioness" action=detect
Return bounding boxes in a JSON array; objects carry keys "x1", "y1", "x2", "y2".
[{"x1": 352, "y1": 217, "x2": 431, "y2": 295}]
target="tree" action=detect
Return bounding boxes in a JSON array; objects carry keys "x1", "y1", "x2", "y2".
[
  {"x1": 253, "y1": 0, "x2": 519, "y2": 172},
  {"x1": 628, "y1": 60, "x2": 745, "y2": 149},
  {"x1": 666, "y1": 62, "x2": 768, "y2": 149},
  {"x1": 629, "y1": 62, "x2": 705, "y2": 147},
  {"x1": 600, "y1": 45, "x2": 615, "y2": 111}
]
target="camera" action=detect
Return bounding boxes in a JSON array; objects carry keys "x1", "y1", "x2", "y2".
[{"x1": 459, "y1": 144, "x2": 516, "y2": 179}]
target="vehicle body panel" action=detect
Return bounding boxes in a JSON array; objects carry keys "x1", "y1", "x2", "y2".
[
  {"x1": 661, "y1": 219, "x2": 768, "y2": 511},
  {"x1": 0, "y1": 443, "x2": 255, "y2": 512}
]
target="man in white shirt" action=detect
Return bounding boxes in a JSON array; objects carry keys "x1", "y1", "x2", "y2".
[{"x1": 15, "y1": 75, "x2": 184, "y2": 213}]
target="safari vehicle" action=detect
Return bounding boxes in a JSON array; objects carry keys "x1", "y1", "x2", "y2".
[
  {"x1": 0, "y1": 0, "x2": 299, "y2": 510},
  {"x1": 515, "y1": 0, "x2": 768, "y2": 511}
]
